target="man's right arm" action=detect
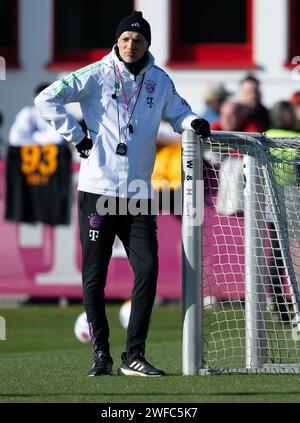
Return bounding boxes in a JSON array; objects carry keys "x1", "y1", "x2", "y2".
[{"x1": 34, "y1": 74, "x2": 91, "y2": 146}]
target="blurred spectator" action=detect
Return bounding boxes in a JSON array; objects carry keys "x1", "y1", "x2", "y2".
[
  {"x1": 265, "y1": 100, "x2": 300, "y2": 322},
  {"x1": 0, "y1": 111, "x2": 7, "y2": 158},
  {"x1": 6, "y1": 83, "x2": 72, "y2": 225},
  {"x1": 156, "y1": 119, "x2": 180, "y2": 147},
  {"x1": 152, "y1": 142, "x2": 181, "y2": 191},
  {"x1": 152, "y1": 121, "x2": 182, "y2": 212},
  {"x1": 266, "y1": 101, "x2": 299, "y2": 136},
  {"x1": 289, "y1": 91, "x2": 300, "y2": 131},
  {"x1": 9, "y1": 83, "x2": 64, "y2": 146},
  {"x1": 238, "y1": 74, "x2": 270, "y2": 132},
  {"x1": 200, "y1": 82, "x2": 232, "y2": 123},
  {"x1": 212, "y1": 101, "x2": 261, "y2": 216},
  {"x1": 211, "y1": 100, "x2": 261, "y2": 133}
]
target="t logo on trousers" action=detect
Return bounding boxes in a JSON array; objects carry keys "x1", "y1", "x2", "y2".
[{"x1": 89, "y1": 230, "x2": 99, "y2": 242}]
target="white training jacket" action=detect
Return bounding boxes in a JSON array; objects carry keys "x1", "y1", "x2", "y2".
[{"x1": 35, "y1": 47, "x2": 198, "y2": 198}]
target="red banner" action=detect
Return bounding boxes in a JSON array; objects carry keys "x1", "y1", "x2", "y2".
[{"x1": 0, "y1": 160, "x2": 182, "y2": 300}]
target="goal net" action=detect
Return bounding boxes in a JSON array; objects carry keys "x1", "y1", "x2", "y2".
[{"x1": 182, "y1": 130, "x2": 300, "y2": 374}]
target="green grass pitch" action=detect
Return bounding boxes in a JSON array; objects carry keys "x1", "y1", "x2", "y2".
[{"x1": 0, "y1": 303, "x2": 300, "y2": 403}]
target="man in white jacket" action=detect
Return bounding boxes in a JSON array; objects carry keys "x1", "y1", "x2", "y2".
[{"x1": 35, "y1": 11, "x2": 210, "y2": 377}]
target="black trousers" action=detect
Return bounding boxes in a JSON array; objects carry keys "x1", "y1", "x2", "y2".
[{"x1": 78, "y1": 191, "x2": 158, "y2": 359}]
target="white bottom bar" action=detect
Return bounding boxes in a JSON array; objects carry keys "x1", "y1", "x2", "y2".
[{"x1": 199, "y1": 365, "x2": 300, "y2": 375}]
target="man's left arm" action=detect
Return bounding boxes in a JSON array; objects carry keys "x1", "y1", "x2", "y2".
[{"x1": 161, "y1": 76, "x2": 211, "y2": 139}]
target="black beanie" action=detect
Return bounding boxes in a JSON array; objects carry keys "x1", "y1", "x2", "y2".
[{"x1": 115, "y1": 11, "x2": 151, "y2": 45}]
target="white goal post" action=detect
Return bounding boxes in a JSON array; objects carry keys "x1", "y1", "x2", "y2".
[{"x1": 182, "y1": 130, "x2": 300, "y2": 375}]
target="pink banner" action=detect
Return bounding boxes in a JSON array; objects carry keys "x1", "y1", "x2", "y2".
[
  {"x1": 0, "y1": 159, "x2": 251, "y2": 300},
  {"x1": 0, "y1": 160, "x2": 183, "y2": 299}
]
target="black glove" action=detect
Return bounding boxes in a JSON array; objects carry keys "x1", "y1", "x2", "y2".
[
  {"x1": 75, "y1": 136, "x2": 93, "y2": 159},
  {"x1": 191, "y1": 118, "x2": 211, "y2": 138}
]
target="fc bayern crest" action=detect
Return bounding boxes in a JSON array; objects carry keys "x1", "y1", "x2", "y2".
[
  {"x1": 145, "y1": 80, "x2": 156, "y2": 94},
  {"x1": 88, "y1": 213, "x2": 102, "y2": 229}
]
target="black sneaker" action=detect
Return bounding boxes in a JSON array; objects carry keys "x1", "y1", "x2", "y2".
[
  {"x1": 88, "y1": 351, "x2": 113, "y2": 377},
  {"x1": 118, "y1": 353, "x2": 165, "y2": 377}
]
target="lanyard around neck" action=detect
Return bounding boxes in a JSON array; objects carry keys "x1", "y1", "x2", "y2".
[
  {"x1": 113, "y1": 63, "x2": 145, "y2": 145},
  {"x1": 115, "y1": 64, "x2": 144, "y2": 112}
]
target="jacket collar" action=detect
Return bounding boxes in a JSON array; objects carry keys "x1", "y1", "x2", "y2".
[{"x1": 107, "y1": 45, "x2": 154, "y2": 80}]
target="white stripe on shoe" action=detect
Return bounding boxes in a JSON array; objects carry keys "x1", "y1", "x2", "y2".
[
  {"x1": 137, "y1": 364, "x2": 144, "y2": 371},
  {"x1": 129, "y1": 361, "x2": 138, "y2": 368},
  {"x1": 118, "y1": 367, "x2": 162, "y2": 377}
]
